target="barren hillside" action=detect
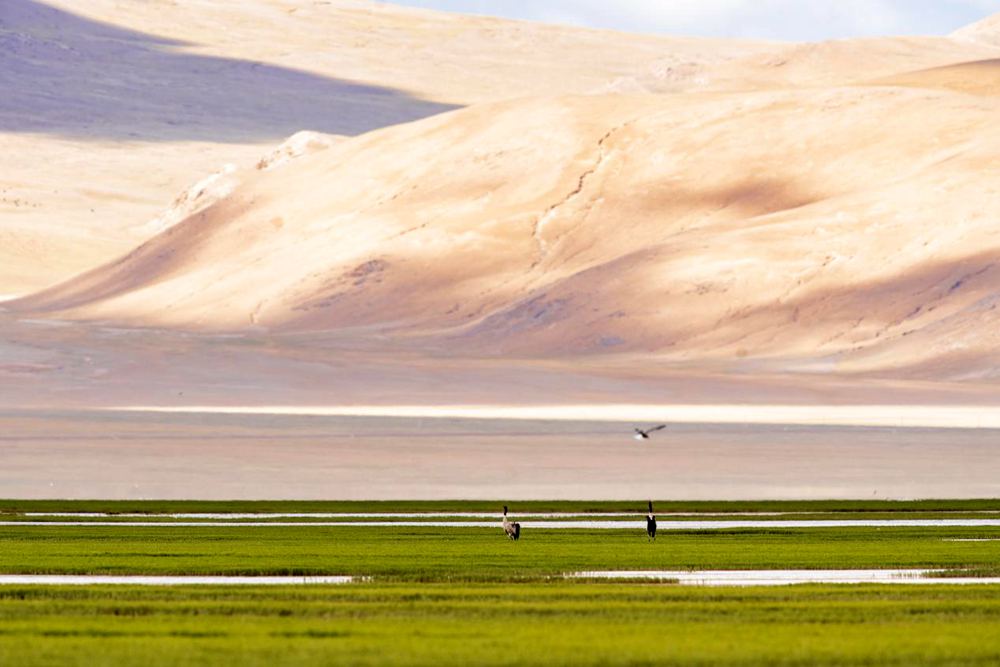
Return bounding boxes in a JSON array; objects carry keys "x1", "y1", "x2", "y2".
[
  {"x1": 5, "y1": 2, "x2": 1000, "y2": 405},
  {"x1": 14, "y1": 77, "x2": 1000, "y2": 379},
  {"x1": 0, "y1": 0, "x2": 770, "y2": 293}
]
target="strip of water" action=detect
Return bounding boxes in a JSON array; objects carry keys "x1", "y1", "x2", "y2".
[
  {"x1": 6, "y1": 519, "x2": 1000, "y2": 528},
  {"x1": 0, "y1": 575, "x2": 353, "y2": 585},
  {"x1": 569, "y1": 570, "x2": 1000, "y2": 586}
]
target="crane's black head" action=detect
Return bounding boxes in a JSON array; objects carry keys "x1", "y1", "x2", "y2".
[
  {"x1": 503, "y1": 505, "x2": 508, "y2": 515},
  {"x1": 648, "y1": 500, "x2": 654, "y2": 514}
]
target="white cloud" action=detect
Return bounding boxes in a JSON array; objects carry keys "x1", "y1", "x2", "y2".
[{"x1": 388, "y1": 0, "x2": 1000, "y2": 41}]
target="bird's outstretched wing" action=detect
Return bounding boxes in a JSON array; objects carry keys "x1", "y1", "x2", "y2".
[{"x1": 647, "y1": 424, "x2": 667, "y2": 433}]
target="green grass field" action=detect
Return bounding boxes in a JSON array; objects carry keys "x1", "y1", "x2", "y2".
[
  {"x1": 3, "y1": 584, "x2": 1000, "y2": 666},
  {"x1": 2, "y1": 525, "x2": 1000, "y2": 579},
  {"x1": 2, "y1": 500, "x2": 1000, "y2": 665}
]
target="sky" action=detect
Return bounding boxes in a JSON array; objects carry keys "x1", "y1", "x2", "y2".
[{"x1": 387, "y1": 1, "x2": 1000, "y2": 42}]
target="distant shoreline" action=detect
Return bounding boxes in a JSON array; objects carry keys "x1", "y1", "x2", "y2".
[{"x1": 106, "y1": 403, "x2": 1000, "y2": 429}]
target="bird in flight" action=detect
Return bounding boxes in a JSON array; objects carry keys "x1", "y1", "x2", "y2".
[{"x1": 634, "y1": 425, "x2": 666, "y2": 440}]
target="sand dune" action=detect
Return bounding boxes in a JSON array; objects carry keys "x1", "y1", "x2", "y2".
[
  {"x1": 13, "y1": 76, "x2": 1000, "y2": 379},
  {"x1": 952, "y1": 12, "x2": 1000, "y2": 46},
  {"x1": 6, "y1": 2, "x2": 1000, "y2": 404},
  {"x1": 699, "y1": 36, "x2": 1000, "y2": 91},
  {"x1": 0, "y1": 0, "x2": 768, "y2": 293},
  {"x1": 871, "y1": 59, "x2": 1000, "y2": 96},
  {"x1": 7, "y1": 1, "x2": 992, "y2": 295}
]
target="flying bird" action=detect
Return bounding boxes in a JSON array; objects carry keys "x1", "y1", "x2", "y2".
[
  {"x1": 502, "y1": 505, "x2": 521, "y2": 541},
  {"x1": 634, "y1": 425, "x2": 666, "y2": 440},
  {"x1": 646, "y1": 501, "x2": 657, "y2": 541}
]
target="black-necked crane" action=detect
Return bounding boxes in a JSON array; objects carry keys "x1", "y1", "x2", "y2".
[
  {"x1": 646, "y1": 501, "x2": 657, "y2": 540},
  {"x1": 634, "y1": 425, "x2": 666, "y2": 441},
  {"x1": 502, "y1": 505, "x2": 521, "y2": 541}
]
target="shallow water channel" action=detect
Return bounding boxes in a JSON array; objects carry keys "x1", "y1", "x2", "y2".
[
  {"x1": 570, "y1": 570, "x2": 1000, "y2": 586},
  {"x1": 7, "y1": 518, "x2": 1000, "y2": 529},
  {"x1": 0, "y1": 575, "x2": 354, "y2": 585}
]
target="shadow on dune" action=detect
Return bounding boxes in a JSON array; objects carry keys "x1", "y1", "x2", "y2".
[
  {"x1": 445, "y1": 241, "x2": 1000, "y2": 360},
  {"x1": 0, "y1": 0, "x2": 459, "y2": 142},
  {"x1": 870, "y1": 58, "x2": 1000, "y2": 96}
]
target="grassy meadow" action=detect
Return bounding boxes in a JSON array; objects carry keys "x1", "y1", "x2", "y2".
[
  {"x1": 2, "y1": 524, "x2": 1000, "y2": 579},
  {"x1": 1, "y1": 500, "x2": 999, "y2": 665},
  {"x1": 3, "y1": 584, "x2": 1000, "y2": 666}
]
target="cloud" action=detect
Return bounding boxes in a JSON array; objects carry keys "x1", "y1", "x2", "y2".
[{"x1": 388, "y1": 0, "x2": 1000, "y2": 41}]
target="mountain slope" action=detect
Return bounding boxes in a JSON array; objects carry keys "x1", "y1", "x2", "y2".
[
  {"x1": 953, "y1": 12, "x2": 1000, "y2": 47},
  {"x1": 0, "y1": 0, "x2": 771, "y2": 293},
  {"x1": 13, "y1": 77, "x2": 1000, "y2": 378}
]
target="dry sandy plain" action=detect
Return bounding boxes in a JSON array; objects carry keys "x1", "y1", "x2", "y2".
[{"x1": 3, "y1": 1, "x2": 1000, "y2": 498}]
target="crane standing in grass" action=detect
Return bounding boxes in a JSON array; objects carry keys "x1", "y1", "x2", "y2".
[
  {"x1": 502, "y1": 505, "x2": 521, "y2": 541},
  {"x1": 646, "y1": 501, "x2": 657, "y2": 541}
]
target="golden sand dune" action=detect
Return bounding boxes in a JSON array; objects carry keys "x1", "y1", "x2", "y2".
[
  {"x1": 0, "y1": 0, "x2": 769, "y2": 293},
  {"x1": 698, "y1": 36, "x2": 1000, "y2": 91},
  {"x1": 6, "y1": 2, "x2": 1000, "y2": 403},
  {"x1": 12, "y1": 73, "x2": 1000, "y2": 379},
  {"x1": 953, "y1": 12, "x2": 1000, "y2": 47},
  {"x1": 871, "y1": 59, "x2": 1000, "y2": 96},
  {"x1": 6, "y1": 1, "x2": 994, "y2": 295}
]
